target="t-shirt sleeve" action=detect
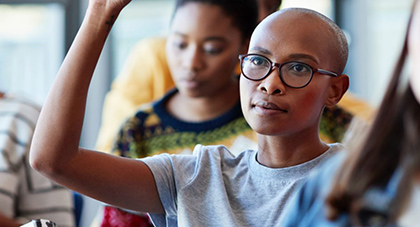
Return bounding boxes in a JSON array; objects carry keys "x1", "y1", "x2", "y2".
[{"x1": 141, "y1": 145, "x2": 201, "y2": 226}]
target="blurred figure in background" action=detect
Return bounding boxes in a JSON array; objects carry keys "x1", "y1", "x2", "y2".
[
  {"x1": 0, "y1": 92, "x2": 75, "y2": 227},
  {"x1": 281, "y1": 1, "x2": 420, "y2": 226}
]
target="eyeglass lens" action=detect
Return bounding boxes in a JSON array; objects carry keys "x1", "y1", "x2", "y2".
[{"x1": 241, "y1": 55, "x2": 313, "y2": 88}]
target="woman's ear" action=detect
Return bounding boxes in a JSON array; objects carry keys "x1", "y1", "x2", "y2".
[{"x1": 325, "y1": 74, "x2": 349, "y2": 107}]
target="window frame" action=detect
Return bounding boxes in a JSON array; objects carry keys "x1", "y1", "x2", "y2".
[{"x1": 0, "y1": 0, "x2": 80, "y2": 52}]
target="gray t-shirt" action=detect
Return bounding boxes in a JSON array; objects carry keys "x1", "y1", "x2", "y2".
[{"x1": 142, "y1": 143, "x2": 343, "y2": 227}]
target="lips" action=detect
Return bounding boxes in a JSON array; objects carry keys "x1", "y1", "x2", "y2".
[
  {"x1": 180, "y1": 79, "x2": 200, "y2": 89},
  {"x1": 252, "y1": 100, "x2": 288, "y2": 113}
]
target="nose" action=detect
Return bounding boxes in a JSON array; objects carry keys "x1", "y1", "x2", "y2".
[
  {"x1": 182, "y1": 45, "x2": 204, "y2": 72},
  {"x1": 258, "y1": 68, "x2": 286, "y2": 95}
]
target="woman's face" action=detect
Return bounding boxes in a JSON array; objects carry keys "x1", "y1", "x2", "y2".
[
  {"x1": 166, "y1": 3, "x2": 246, "y2": 98},
  {"x1": 409, "y1": 2, "x2": 420, "y2": 104},
  {"x1": 240, "y1": 13, "x2": 340, "y2": 136}
]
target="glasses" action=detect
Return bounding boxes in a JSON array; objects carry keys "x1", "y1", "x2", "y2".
[{"x1": 239, "y1": 54, "x2": 338, "y2": 88}]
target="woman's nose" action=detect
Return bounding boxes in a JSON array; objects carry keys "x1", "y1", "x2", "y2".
[
  {"x1": 258, "y1": 68, "x2": 286, "y2": 95},
  {"x1": 182, "y1": 46, "x2": 204, "y2": 72}
]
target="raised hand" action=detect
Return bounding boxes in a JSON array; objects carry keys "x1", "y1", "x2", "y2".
[
  {"x1": 86, "y1": 0, "x2": 131, "y2": 32},
  {"x1": 89, "y1": 0, "x2": 131, "y2": 13}
]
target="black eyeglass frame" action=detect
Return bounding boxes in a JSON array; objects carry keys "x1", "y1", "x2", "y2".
[{"x1": 238, "y1": 54, "x2": 339, "y2": 89}]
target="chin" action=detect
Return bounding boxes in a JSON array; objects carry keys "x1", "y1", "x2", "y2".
[
  {"x1": 180, "y1": 89, "x2": 206, "y2": 98},
  {"x1": 248, "y1": 123, "x2": 276, "y2": 135}
]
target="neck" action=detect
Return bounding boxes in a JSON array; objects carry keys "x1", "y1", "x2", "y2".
[
  {"x1": 167, "y1": 82, "x2": 239, "y2": 122},
  {"x1": 256, "y1": 127, "x2": 329, "y2": 168}
]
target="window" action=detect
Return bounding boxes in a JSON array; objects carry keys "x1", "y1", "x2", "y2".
[
  {"x1": 336, "y1": 0, "x2": 412, "y2": 106},
  {"x1": 282, "y1": 0, "x2": 333, "y2": 19},
  {"x1": 0, "y1": 3, "x2": 65, "y2": 104}
]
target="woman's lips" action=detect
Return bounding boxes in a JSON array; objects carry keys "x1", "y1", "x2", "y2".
[
  {"x1": 252, "y1": 101, "x2": 288, "y2": 114},
  {"x1": 181, "y1": 79, "x2": 200, "y2": 89}
]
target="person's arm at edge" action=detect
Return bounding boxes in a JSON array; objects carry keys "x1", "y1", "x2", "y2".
[{"x1": 29, "y1": 1, "x2": 163, "y2": 214}]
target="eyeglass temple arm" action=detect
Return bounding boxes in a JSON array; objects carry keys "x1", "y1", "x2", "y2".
[{"x1": 316, "y1": 69, "x2": 338, "y2": 77}]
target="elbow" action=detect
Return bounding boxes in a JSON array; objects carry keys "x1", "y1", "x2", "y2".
[
  {"x1": 29, "y1": 147, "x2": 62, "y2": 177},
  {"x1": 29, "y1": 151, "x2": 45, "y2": 172}
]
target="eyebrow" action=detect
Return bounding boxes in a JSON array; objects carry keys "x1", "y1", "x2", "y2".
[
  {"x1": 249, "y1": 46, "x2": 272, "y2": 55},
  {"x1": 288, "y1": 54, "x2": 319, "y2": 64},
  {"x1": 249, "y1": 47, "x2": 320, "y2": 64}
]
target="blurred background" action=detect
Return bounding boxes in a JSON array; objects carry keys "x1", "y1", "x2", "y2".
[{"x1": 0, "y1": 0, "x2": 413, "y2": 226}]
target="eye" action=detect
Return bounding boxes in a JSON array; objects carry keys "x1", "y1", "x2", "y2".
[
  {"x1": 286, "y1": 62, "x2": 311, "y2": 74},
  {"x1": 203, "y1": 42, "x2": 224, "y2": 55},
  {"x1": 247, "y1": 55, "x2": 269, "y2": 67},
  {"x1": 173, "y1": 41, "x2": 187, "y2": 50},
  {"x1": 203, "y1": 47, "x2": 223, "y2": 55}
]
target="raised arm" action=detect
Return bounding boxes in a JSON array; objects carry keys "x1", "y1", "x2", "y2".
[{"x1": 29, "y1": 0, "x2": 163, "y2": 214}]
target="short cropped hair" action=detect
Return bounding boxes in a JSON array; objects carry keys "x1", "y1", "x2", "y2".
[{"x1": 174, "y1": 0, "x2": 259, "y2": 41}]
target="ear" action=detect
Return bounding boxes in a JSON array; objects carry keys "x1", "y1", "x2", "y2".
[{"x1": 325, "y1": 74, "x2": 349, "y2": 107}]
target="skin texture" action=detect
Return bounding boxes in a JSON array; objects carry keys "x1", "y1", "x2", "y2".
[
  {"x1": 166, "y1": 3, "x2": 246, "y2": 122},
  {"x1": 409, "y1": 2, "x2": 420, "y2": 104},
  {"x1": 240, "y1": 10, "x2": 349, "y2": 168}
]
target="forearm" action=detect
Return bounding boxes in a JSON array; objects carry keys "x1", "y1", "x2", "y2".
[{"x1": 30, "y1": 3, "x2": 124, "y2": 176}]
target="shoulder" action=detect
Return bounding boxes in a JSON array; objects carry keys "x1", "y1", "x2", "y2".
[
  {"x1": 135, "y1": 36, "x2": 167, "y2": 47},
  {"x1": 142, "y1": 144, "x2": 251, "y2": 172},
  {"x1": 326, "y1": 143, "x2": 345, "y2": 157},
  {"x1": 280, "y1": 152, "x2": 347, "y2": 226},
  {"x1": 291, "y1": 149, "x2": 347, "y2": 203},
  {"x1": 192, "y1": 144, "x2": 251, "y2": 162},
  {"x1": 317, "y1": 150, "x2": 347, "y2": 177},
  {"x1": 132, "y1": 37, "x2": 167, "y2": 57},
  {"x1": 294, "y1": 143, "x2": 344, "y2": 173},
  {"x1": 301, "y1": 151, "x2": 347, "y2": 197}
]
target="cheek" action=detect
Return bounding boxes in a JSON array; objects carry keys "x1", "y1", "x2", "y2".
[
  {"x1": 166, "y1": 46, "x2": 180, "y2": 72},
  {"x1": 211, "y1": 52, "x2": 239, "y2": 75},
  {"x1": 292, "y1": 85, "x2": 329, "y2": 120},
  {"x1": 239, "y1": 78, "x2": 255, "y2": 114},
  {"x1": 298, "y1": 90, "x2": 321, "y2": 106}
]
